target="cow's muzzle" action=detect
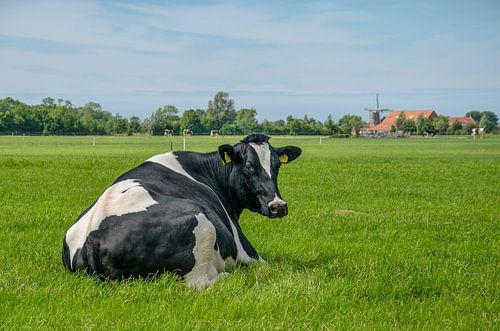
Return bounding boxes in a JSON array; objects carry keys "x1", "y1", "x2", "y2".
[{"x1": 268, "y1": 198, "x2": 288, "y2": 218}]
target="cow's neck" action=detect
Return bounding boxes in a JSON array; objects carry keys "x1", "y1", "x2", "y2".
[{"x1": 176, "y1": 151, "x2": 243, "y2": 221}]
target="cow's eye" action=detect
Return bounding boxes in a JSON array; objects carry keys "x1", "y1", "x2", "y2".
[{"x1": 245, "y1": 163, "x2": 254, "y2": 172}]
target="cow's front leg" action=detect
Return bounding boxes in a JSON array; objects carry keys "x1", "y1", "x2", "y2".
[
  {"x1": 185, "y1": 213, "x2": 228, "y2": 290},
  {"x1": 234, "y1": 227, "x2": 264, "y2": 265}
]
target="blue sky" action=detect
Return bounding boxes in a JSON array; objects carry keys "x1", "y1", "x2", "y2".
[{"x1": 1, "y1": 0, "x2": 499, "y2": 121}]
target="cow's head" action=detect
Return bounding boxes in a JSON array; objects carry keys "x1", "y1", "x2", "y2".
[{"x1": 218, "y1": 134, "x2": 301, "y2": 218}]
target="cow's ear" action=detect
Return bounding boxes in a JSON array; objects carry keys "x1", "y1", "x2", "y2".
[
  {"x1": 275, "y1": 146, "x2": 302, "y2": 164},
  {"x1": 218, "y1": 144, "x2": 235, "y2": 164}
]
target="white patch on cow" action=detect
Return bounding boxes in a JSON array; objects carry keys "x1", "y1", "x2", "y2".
[
  {"x1": 147, "y1": 152, "x2": 196, "y2": 181},
  {"x1": 148, "y1": 151, "x2": 254, "y2": 265},
  {"x1": 267, "y1": 193, "x2": 286, "y2": 208},
  {"x1": 249, "y1": 142, "x2": 272, "y2": 178},
  {"x1": 185, "y1": 213, "x2": 227, "y2": 290},
  {"x1": 65, "y1": 179, "x2": 157, "y2": 266}
]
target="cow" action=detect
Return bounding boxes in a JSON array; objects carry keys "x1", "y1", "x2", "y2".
[
  {"x1": 210, "y1": 130, "x2": 219, "y2": 138},
  {"x1": 424, "y1": 127, "x2": 436, "y2": 137},
  {"x1": 471, "y1": 127, "x2": 485, "y2": 139},
  {"x1": 183, "y1": 129, "x2": 193, "y2": 137},
  {"x1": 62, "y1": 134, "x2": 301, "y2": 289},
  {"x1": 163, "y1": 129, "x2": 173, "y2": 137}
]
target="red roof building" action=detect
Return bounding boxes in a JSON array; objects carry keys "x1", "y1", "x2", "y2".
[
  {"x1": 449, "y1": 116, "x2": 476, "y2": 126},
  {"x1": 370, "y1": 110, "x2": 438, "y2": 132}
]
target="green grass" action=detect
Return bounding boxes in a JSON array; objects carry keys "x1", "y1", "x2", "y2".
[{"x1": 0, "y1": 135, "x2": 499, "y2": 329}]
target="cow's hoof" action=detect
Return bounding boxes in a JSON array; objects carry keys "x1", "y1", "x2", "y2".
[
  {"x1": 218, "y1": 272, "x2": 231, "y2": 279},
  {"x1": 187, "y1": 272, "x2": 230, "y2": 290},
  {"x1": 247, "y1": 256, "x2": 267, "y2": 264}
]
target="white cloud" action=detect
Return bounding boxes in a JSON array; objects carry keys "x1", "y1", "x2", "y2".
[
  {"x1": 113, "y1": 2, "x2": 376, "y2": 46},
  {"x1": 0, "y1": 0, "x2": 182, "y2": 53}
]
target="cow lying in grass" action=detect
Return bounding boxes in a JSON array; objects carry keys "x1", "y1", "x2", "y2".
[{"x1": 62, "y1": 134, "x2": 301, "y2": 289}]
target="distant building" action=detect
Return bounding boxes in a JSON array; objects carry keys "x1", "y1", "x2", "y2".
[
  {"x1": 449, "y1": 116, "x2": 476, "y2": 127},
  {"x1": 369, "y1": 110, "x2": 438, "y2": 132}
]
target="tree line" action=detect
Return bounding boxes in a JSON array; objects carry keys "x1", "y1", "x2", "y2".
[{"x1": 0, "y1": 92, "x2": 497, "y2": 135}]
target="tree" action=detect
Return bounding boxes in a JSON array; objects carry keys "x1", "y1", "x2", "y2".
[
  {"x1": 108, "y1": 113, "x2": 129, "y2": 134},
  {"x1": 449, "y1": 121, "x2": 462, "y2": 135},
  {"x1": 479, "y1": 111, "x2": 498, "y2": 125},
  {"x1": 324, "y1": 115, "x2": 340, "y2": 135},
  {"x1": 76, "y1": 102, "x2": 112, "y2": 134},
  {"x1": 42, "y1": 97, "x2": 56, "y2": 108},
  {"x1": 416, "y1": 114, "x2": 426, "y2": 135},
  {"x1": 220, "y1": 123, "x2": 240, "y2": 135},
  {"x1": 479, "y1": 115, "x2": 497, "y2": 133},
  {"x1": 465, "y1": 111, "x2": 481, "y2": 122},
  {"x1": 180, "y1": 109, "x2": 206, "y2": 133},
  {"x1": 433, "y1": 115, "x2": 449, "y2": 134},
  {"x1": 261, "y1": 119, "x2": 286, "y2": 134},
  {"x1": 204, "y1": 92, "x2": 235, "y2": 130},
  {"x1": 128, "y1": 116, "x2": 142, "y2": 133},
  {"x1": 47, "y1": 106, "x2": 77, "y2": 133},
  {"x1": 395, "y1": 112, "x2": 406, "y2": 132},
  {"x1": 235, "y1": 108, "x2": 258, "y2": 133},
  {"x1": 1, "y1": 96, "x2": 144, "y2": 135},
  {"x1": 144, "y1": 105, "x2": 180, "y2": 135},
  {"x1": 338, "y1": 114, "x2": 364, "y2": 136},
  {"x1": 0, "y1": 97, "x2": 17, "y2": 131},
  {"x1": 302, "y1": 115, "x2": 328, "y2": 134},
  {"x1": 404, "y1": 119, "x2": 416, "y2": 134},
  {"x1": 324, "y1": 115, "x2": 334, "y2": 131},
  {"x1": 465, "y1": 111, "x2": 497, "y2": 127},
  {"x1": 286, "y1": 115, "x2": 302, "y2": 135},
  {"x1": 11, "y1": 99, "x2": 39, "y2": 132},
  {"x1": 64, "y1": 100, "x2": 74, "y2": 109}
]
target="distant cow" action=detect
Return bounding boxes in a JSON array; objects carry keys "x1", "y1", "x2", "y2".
[
  {"x1": 471, "y1": 127, "x2": 485, "y2": 139},
  {"x1": 210, "y1": 130, "x2": 219, "y2": 138},
  {"x1": 164, "y1": 129, "x2": 173, "y2": 136},
  {"x1": 183, "y1": 129, "x2": 193, "y2": 137},
  {"x1": 424, "y1": 127, "x2": 436, "y2": 137},
  {"x1": 62, "y1": 134, "x2": 301, "y2": 289}
]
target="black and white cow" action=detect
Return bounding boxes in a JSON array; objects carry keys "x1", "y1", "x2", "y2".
[
  {"x1": 471, "y1": 127, "x2": 485, "y2": 139},
  {"x1": 62, "y1": 134, "x2": 301, "y2": 289}
]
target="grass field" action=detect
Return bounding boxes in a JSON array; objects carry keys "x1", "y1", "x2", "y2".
[{"x1": 0, "y1": 135, "x2": 499, "y2": 329}]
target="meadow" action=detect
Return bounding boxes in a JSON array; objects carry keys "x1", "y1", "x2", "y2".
[{"x1": 0, "y1": 135, "x2": 498, "y2": 329}]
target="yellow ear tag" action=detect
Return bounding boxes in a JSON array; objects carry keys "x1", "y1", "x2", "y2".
[
  {"x1": 224, "y1": 152, "x2": 232, "y2": 164},
  {"x1": 279, "y1": 154, "x2": 288, "y2": 164}
]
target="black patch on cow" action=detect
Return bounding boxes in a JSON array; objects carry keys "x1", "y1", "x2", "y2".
[
  {"x1": 62, "y1": 236, "x2": 71, "y2": 271},
  {"x1": 81, "y1": 212, "x2": 198, "y2": 279},
  {"x1": 241, "y1": 133, "x2": 270, "y2": 145}
]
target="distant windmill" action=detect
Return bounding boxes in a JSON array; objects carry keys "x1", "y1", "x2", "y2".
[{"x1": 365, "y1": 93, "x2": 392, "y2": 127}]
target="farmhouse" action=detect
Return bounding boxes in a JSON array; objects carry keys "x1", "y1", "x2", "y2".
[
  {"x1": 449, "y1": 116, "x2": 476, "y2": 127},
  {"x1": 370, "y1": 110, "x2": 438, "y2": 132}
]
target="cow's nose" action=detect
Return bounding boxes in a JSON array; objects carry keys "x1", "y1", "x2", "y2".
[{"x1": 268, "y1": 200, "x2": 288, "y2": 218}]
